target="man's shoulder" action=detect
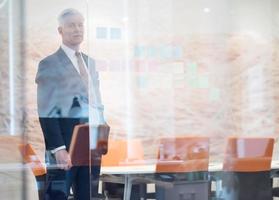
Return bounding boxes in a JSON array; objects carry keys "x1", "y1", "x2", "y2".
[
  {"x1": 39, "y1": 49, "x2": 62, "y2": 66},
  {"x1": 36, "y1": 49, "x2": 62, "y2": 81}
]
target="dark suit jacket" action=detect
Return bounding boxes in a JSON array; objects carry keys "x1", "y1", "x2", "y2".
[{"x1": 36, "y1": 48, "x2": 105, "y2": 151}]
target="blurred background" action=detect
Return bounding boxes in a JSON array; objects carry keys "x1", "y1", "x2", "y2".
[{"x1": 1, "y1": 0, "x2": 279, "y2": 199}]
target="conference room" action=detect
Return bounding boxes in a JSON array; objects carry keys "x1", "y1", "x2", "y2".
[{"x1": 2, "y1": 0, "x2": 279, "y2": 199}]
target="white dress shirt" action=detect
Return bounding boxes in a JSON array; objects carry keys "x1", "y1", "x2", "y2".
[
  {"x1": 61, "y1": 43, "x2": 81, "y2": 74},
  {"x1": 52, "y1": 44, "x2": 83, "y2": 154}
]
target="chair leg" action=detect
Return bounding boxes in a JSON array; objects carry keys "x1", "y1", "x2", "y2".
[
  {"x1": 123, "y1": 175, "x2": 130, "y2": 200},
  {"x1": 139, "y1": 183, "x2": 147, "y2": 200}
]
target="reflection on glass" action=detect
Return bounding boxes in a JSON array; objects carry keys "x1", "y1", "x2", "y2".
[
  {"x1": 0, "y1": 0, "x2": 27, "y2": 199},
  {"x1": 2, "y1": 0, "x2": 279, "y2": 199}
]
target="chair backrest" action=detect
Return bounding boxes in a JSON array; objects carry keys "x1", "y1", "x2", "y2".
[
  {"x1": 156, "y1": 137, "x2": 210, "y2": 173},
  {"x1": 18, "y1": 143, "x2": 46, "y2": 176},
  {"x1": 223, "y1": 137, "x2": 274, "y2": 172},
  {"x1": 101, "y1": 139, "x2": 144, "y2": 167}
]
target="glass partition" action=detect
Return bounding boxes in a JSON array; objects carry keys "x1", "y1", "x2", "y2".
[
  {"x1": 0, "y1": 0, "x2": 27, "y2": 199},
  {"x1": 1, "y1": 0, "x2": 279, "y2": 199},
  {"x1": 87, "y1": 0, "x2": 279, "y2": 199}
]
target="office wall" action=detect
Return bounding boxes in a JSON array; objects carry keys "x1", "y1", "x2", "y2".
[
  {"x1": 1, "y1": 0, "x2": 279, "y2": 199},
  {"x1": 21, "y1": 0, "x2": 279, "y2": 162},
  {"x1": 1, "y1": 0, "x2": 279, "y2": 174}
]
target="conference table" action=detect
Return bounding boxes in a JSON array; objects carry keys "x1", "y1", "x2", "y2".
[
  {"x1": 100, "y1": 160, "x2": 279, "y2": 200},
  {"x1": 1, "y1": 160, "x2": 278, "y2": 200}
]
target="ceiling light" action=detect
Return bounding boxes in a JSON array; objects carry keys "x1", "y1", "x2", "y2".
[{"x1": 203, "y1": 8, "x2": 211, "y2": 13}]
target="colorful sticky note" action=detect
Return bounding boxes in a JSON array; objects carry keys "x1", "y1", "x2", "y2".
[
  {"x1": 134, "y1": 46, "x2": 145, "y2": 57},
  {"x1": 187, "y1": 62, "x2": 197, "y2": 76},
  {"x1": 133, "y1": 60, "x2": 148, "y2": 72},
  {"x1": 147, "y1": 46, "x2": 157, "y2": 58},
  {"x1": 172, "y1": 46, "x2": 183, "y2": 59},
  {"x1": 209, "y1": 88, "x2": 220, "y2": 101},
  {"x1": 160, "y1": 45, "x2": 172, "y2": 59},
  {"x1": 187, "y1": 77, "x2": 199, "y2": 88},
  {"x1": 172, "y1": 62, "x2": 184, "y2": 74},
  {"x1": 198, "y1": 76, "x2": 209, "y2": 89},
  {"x1": 148, "y1": 74, "x2": 172, "y2": 89},
  {"x1": 137, "y1": 76, "x2": 148, "y2": 88}
]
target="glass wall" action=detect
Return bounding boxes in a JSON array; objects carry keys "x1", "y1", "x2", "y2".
[
  {"x1": 0, "y1": 0, "x2": 28, "y2": 199},
  {"x1": 87, "y1": 0, "x2": 279, "y2": 161},
  {"x1": 1, "y1": 0, "x2": 279, "y2": 199},
  {"x1": 0, "y1": 0, "x2": 25, "y2": 135},
  {"x1": 87, "y1": 1, "x2": 279, "y2": 199}
]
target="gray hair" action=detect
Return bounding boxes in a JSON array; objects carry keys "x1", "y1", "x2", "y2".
[{"x1": 58, "y1": 8, "x2": 84, "y2": 26}]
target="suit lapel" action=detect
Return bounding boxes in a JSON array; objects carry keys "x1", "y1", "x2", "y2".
[
  {"x1": 56, "y1": 48, "x2": 79, "y2": 75},
  {"x1": 81, "y1": 53, "x2": 96, "y2": 75},
  {"x1": 81, "y1": 53, "x2": 90, "y2": 68},
  {"x1": 55, "y1": 48, "x2": 88, "y2": 89}
]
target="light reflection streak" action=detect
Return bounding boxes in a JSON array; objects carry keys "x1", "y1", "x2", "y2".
[{"x1": 0, "y1": 0, "x2": 7, "y2": 9}]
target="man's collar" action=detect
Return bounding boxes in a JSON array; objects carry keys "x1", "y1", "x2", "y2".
[{"x1": 61, "y1": 43, "x2": 78, "y2": 57}]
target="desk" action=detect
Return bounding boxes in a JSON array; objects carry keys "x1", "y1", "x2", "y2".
[
  {"x1": 101, "y1": 160, "x2": 210, "y2": 200},
  {"x1": 100, "y1": 160, "x2": 279, "y2": 200},
  {"x1": 101, "y1": 163, "x2": 154, "y2": 200}
]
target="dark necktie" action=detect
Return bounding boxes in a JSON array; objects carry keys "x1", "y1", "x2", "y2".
[{"x1": 75, "y1": 51, "x2": 89, "y2": 87}]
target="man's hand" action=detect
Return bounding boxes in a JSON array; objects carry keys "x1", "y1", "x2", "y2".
[{"x1": 54, "y1": 149, "x2": 72, "y2": 170}]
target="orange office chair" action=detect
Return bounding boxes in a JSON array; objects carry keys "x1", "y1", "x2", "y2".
[
  {"x1": 101, "y1": 139, "x2": 145, "y2": 167},
  {"x1": 216, "y1": 137, "x2": 274, "y2": 200},
  {"x1": 101, "y1": 139, "x2": 146, "y2": 200},
  {"x1": 101, "y1": 140, "x2": 127, "y2": 167},
  {"x1": 155, "y1": 136, "x2": 210, "y2": 200},
  {"x1": 18, "y1": 143, "x2": 46, "y2": 177},
  {"x1": 18, "y1": 143, "x2": 46, "y2": 200},
  {"x1": 223, "y1": 137, "x2": 274, "y2": 172},
  {"x1": 156, "y1": 137, "x2": 209, "y2": 173}
]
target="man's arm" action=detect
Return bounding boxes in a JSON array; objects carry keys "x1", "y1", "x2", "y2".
[
  {"x1": 36, "y1": 59, "x2": 72, "y2": 170},
  {"x1": 36, "y1": 59, "x2": 66, "y2": 150},
  {"x1": 38, "y1": 118, "x2": 65, "y2": 151}
]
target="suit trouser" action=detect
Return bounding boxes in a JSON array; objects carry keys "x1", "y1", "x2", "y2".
[
  {"x1": 45, "y1": 165, "x2": 100, "y2": 200},
  {"x1": 44, "y1": 150, "x2": 101, "y2": 200}
]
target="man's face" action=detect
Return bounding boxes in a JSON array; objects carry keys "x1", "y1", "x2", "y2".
[{"x1": 58, "y1": 14, "x2": 84, "y2": 47}]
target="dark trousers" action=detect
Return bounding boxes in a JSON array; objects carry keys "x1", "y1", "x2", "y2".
[
  {"x1": 43, "y1": 151, "x2": 101, "y2": 200},
  {"x1": 45, "y1": 165, "x2": 100, "y2": 200}
]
